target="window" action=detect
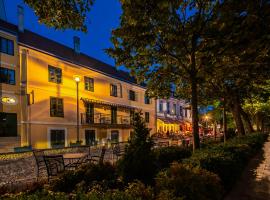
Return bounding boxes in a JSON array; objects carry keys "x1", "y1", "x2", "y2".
[
  {"x1": 111, "y1": 130, "x2": 119, "y2": 143},
  {"x1": 185, "y1": 109, "x2": 188, "y2": 117},
  {"x1": 50, "y1": 97, "x2": 64, "y2": 117},
  {"x1": 129, "y1": 90, "x2": 136, "y2": 101},
  {"x1": 84, "y1": 77, "x2": 94, "y2": 91},
  {"x1": 145, "y1": 112, "x2": 150, "y2": 123},
  {"x1": 167, "y1": 102, "x2": 170, "y2": 114},
  {"x1": 110, "y1": 84, "x2": 118, "y2": 97},
  {"x1": 50, "y1": 130, "x2": 65, "y2": 148},
  {"x1": 144, "y1": 95, "x2": 150, "y2": 104},
  {"x1": 0, "y1": 37, "x2": 14, "y2": 55},
  {"x1": 159, "y1": 101, "x2": 163, "y2": 112},
  {"x1": 172, "y1": 104, "x2": 176, "y2": 115},
  {"x1": 0, "y1": 67, "x2": 15, "y2": 85},
  {"x1": 179, "y1": 106, "x2": 183, "y2": 116},
  {"x1": 48, "y1": 65, "x2": 62, "y2": 83}
]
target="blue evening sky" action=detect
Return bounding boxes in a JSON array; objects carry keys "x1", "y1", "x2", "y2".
[{"x1": 3, "y1": 0, "x2": 124, "y2": 69}]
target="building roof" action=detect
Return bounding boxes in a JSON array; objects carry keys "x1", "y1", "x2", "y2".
[{"x1": 0, "y1": 19, "x2": 142, "y2": 86}]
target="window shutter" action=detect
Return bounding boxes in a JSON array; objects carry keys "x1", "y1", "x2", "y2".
[{"x1": 118, "y1": 83, "x2": 122, "y2": 98}]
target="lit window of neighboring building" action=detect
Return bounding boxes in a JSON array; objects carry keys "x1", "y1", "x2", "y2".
[
  {"x1": 0, "y1": 67, "x2": 15, "y2": 85},
  {"x1": 172, "y1": 104, "x2": 176, "y2": 115},
  {"x1": 50, "y1": 97, "x2": 64, "y2": 117},
  {"x1": 0, "y1": 37, "x2": 14, "y2": 56},
  {"x1": 110, "y1": 84, "x2": 118, "y2": 97},
  {"x1": 179, "y1": 106, "x2": 183, "y2": 116},
  {"x1": 145, "y1": 112, "x2": 150, "y2": 123},
  {"x1": 129, "y1": 90, "x2": 136, "y2": 101},
  {"x1": 159, "y1": 101, "x2": 163, "y2": 112},
  {"x1": 167, "y1": 102, "x2": 170, "y2": 114},
  {"x1": 84, "y1": 76, "x2": 94, "y2": 91},
  {"x1": 48, "y1": 65, "x2": 62, "y2": 84}
]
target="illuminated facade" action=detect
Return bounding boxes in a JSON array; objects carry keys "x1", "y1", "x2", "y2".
[
  {"x1": 156, "y1": 97, "x2": 192, "y2": 136},
  {"x1": 0, "y1": 19, "x2": 155, "y2": 151}
]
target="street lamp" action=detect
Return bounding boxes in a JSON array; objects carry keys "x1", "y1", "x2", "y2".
[
  {"x1": 73, "y1": 75, "x2": 81, "y2": 143},
  {"x1": 204, "y1": 114, "x2": 209, "y2": 135}
]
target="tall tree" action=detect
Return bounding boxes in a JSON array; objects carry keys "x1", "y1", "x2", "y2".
[
  {"x1": 108, "y1": 0, "x2": 219, "y2": 150},
  {"x1": 202, "y1": 0, "x2": 270, "y2": 135},
  {"x1": 24, "y1": 0, "x2": 94, "y2": 32}
]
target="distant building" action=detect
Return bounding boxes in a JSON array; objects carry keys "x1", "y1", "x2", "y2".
[{"x1": 156, "y1": 97, "x2": 192, "y2": 136}]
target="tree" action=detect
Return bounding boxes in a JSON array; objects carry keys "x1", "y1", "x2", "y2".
[
  {"x1": 117, "y1": 112, "x2": 156, "y2": 184},
  {"x1": 24, "y1": 0, "x2": 94, "y2": 32},
  {"x1": 202, "y1": 0, "x2": 270, "y2": 135},
  {"x1": 107, "y1": 0, "x2": 219, "y2": 150}
]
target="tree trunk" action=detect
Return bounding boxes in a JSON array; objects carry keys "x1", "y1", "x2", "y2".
[
  {"x1": 231, "y1": 96, "x2": 245, "y2": 136},
  {"x1": 191, "y1": 77, "x2": 200, "y2": 150},
  {"x1": 240, "y1": 107, "x2": 254, "y2": 134},
  {"x1": 223, "y1": 99, "x2": 227, "y2": 143}
]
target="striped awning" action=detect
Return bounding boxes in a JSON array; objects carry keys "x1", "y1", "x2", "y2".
[{"x1": 81, "y1": 98, "x2": 138, "y2": 111}]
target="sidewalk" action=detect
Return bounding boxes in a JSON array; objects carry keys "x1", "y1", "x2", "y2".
[{"x1": 225, "y1": 136, "x2": 270, "y2": 200}]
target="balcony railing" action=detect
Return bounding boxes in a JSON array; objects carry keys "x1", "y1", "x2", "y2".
[{"x1": 81, "y1": 113, "x2": 131, "y2": 126}]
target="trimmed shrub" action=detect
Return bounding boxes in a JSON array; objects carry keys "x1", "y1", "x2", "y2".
[
  {"x1": 117, "y1": 113, "x2": 156, "y2": 185},
  {"x1": 154, "y1": 146, "x2": 192, "y2": 169},
  {"x1": 50, "y1": 162, "x2": 117, "y2": 193},
  {"x1": 184, "y1": 133, "x2": 268, "y2": 190},
  {"x1": 156, "y1": 162, "x2": 223, "y2": 200}
]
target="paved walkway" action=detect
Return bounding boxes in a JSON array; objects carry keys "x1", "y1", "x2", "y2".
[{"x1": 225, "y1": 136, "x2": 270, "y2": 200}]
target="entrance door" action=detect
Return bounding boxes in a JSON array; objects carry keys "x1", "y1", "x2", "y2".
[
  {"x1": 85, "y1": 130, "x2": 96, "y2": 146},
  {"x1": 0, "y1": 112, "x2": 17, "y2": 137},
  {"x1": 86, "y1": 103, "x2": 94, "y2": 123},
  {"x1": 111, "y1": 130, "x2": 119, "y2": 143}
]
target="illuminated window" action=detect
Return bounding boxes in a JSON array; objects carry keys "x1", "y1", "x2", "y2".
[
  {"x1": 0, "y1": 67, "x2": 15, "y2": 85},
  {"x1": 159, "y1": 101, "x2": 163, "y2": 112},
  {"x1": 129, "y1": 90, "x2": 136, "y2": 101},
  {"x1": 84, "y1": 77, "x2": 94, "y2": 92},
  {"x1": 110, "y1": 84, "x2": 118, "y2": 97},
  {"x1": 48, "y1": 65, "x2": 62, "y2": 84},
  {"x1": 0, "y1": 37, "x2": 14, "y2": 56},
  {"x1": 50, "y1": 97, "x2": 64, "y2": 117}
]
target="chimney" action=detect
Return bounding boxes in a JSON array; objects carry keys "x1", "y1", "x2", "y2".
[
  {"x1": 17, "y1": 5, "x2": 24, "y2": 33},
  {"x1": 73, "y1": 36, "x2": 80, "y2": 54}
]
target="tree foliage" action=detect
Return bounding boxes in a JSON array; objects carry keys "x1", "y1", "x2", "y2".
[
  {"x1": 24, "y1": 0, "x2": 94, "y2": 32},
  {"x1": 107, "y1": 0, "x2": 221, "y2": 150},
  {"x1": 117, "y1": 112, "x2": 156, "y2": 185}
]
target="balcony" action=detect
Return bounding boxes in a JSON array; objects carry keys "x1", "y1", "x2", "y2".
[{"x1": 81, "y1": 113, "x2": 132, "y2": 128}]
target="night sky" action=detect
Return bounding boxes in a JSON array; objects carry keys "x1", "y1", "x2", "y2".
[{"x1": 4, "y1": 0, "x2": 124, "y2": 69}]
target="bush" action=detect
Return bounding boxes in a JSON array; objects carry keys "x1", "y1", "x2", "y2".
[
  {"x1": 117, "y1": 112, "x2": 156, "y2": 185},
  {"x1": 154, "y1": 146, "x2": 192, "y2": 170},
  {"x1": 184, "y1": 133, "x2": 268, "y2": 190},
  {"x1": 2, "y1": 190, "x2": 68, "y2": 200},
  {"x1": 155, "y1": 162, "x2": 223, "y2": 200},
  {"x1": 50, "y1": 162, "x2": 117, "y2": 193}
]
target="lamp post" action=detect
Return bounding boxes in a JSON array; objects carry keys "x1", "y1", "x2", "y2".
[
  {"x1": 204, "y1": 114, "x2": 209, "y2": 136},
  {"x1": 74, "y1": 75, "x2": 81, "y2": 143}
]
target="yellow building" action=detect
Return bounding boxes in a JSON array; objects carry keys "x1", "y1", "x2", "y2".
[{"x1": 0, "y1": 19, "x2": 156, "y2": 151}]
